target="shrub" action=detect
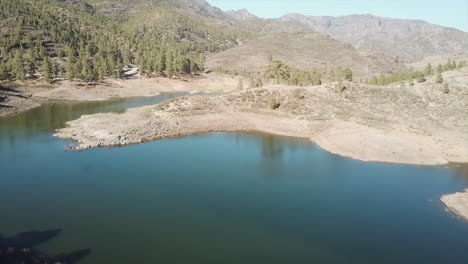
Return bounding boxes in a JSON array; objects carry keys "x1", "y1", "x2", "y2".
[
  {"x1": 414, "y1": 72, "x2": 425, "y2": 83},
  {"x1": 237, "y1": 79, "x2": 243, "y2": 90},
  {"x1": 335, "y1": 81, "x2": 346, "y2": 93},
  {"x1": 292, "y1": 88, "x2": 305, "y2": 99},
  {"x1": 267, "y1": 97, "x2": 280, "y2": 109},
  {"x1": 436, "y1": 72, "x2": 444, "y2": 84},
  {"x1": 249, "y1": 76, "x2": 263, "y2": 88},
  {"x1": 443, "y1": 83, "x2": 449, "y2": 94}
]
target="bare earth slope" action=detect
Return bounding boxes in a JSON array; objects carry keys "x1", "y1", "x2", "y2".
[
  {"x1": 280, "y1": 14, "x2": 468, "y2": 62},
  {"x1": 441, "y1": 189, "x2": 468, "y2": 221},
  {"x1": 206, "y1": 32, "x2": 406, "y2": 78},
  {"x1": 56, "y1": 68, "x2": 468, "y2": 165},
  {"x1": 0, "y1": 74, "x2": 241, "y2": 117}
]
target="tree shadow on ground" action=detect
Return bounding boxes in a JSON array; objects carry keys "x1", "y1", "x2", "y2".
[
  {"x1": 0, "y1": 229, "x2": 91, "y2": 264},
  {"x1": 0, "y1": 85, "x2": 29, "y2": 99}
]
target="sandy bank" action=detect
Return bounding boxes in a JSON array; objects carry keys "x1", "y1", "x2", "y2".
[
  {"x1": 55, "y1": 69, "x2": 468, "y2": 165},
  {"x1": 441, "y1": 189, "x2": 468, "y2": 221},
  {"x1": 0, "y1": 74, "x2": 241, "y2": 117}
]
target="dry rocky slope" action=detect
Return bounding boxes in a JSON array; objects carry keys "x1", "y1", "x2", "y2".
[
  {"x1": 0, "y1": 74, "x2": 241, "y2": 117},
  {"x1": 56, "y1": 68, "x2": 468, "y2": 166},
  {"x1": 280, "y1": 13, "x2": 468, "y2": 62},
  {"x1": 206, "y1": 32, "x2": 406, "y2": 78},
  {"x1": 441, "y1": 189, "x2": 468, "y2": 221}
]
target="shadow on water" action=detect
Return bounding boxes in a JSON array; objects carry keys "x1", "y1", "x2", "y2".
[{"x1": 0, "y1": 229, "x2": 91, "y2": 264}]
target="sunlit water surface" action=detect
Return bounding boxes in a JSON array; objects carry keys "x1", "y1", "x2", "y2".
[{"x1": 1, "y1": 94, "x2": 468, "y2": 264}]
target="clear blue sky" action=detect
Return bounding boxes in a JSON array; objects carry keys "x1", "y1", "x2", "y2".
[{"x1": 207, "y1": 0, "x2": 468, "y2": 32}]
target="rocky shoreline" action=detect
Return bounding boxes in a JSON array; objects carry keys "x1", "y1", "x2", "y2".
[
  {"x1": 55, "y1": 69, "x2": 468, "y2": 165},
  {"x1": 441, "y1": 189, "x2": 468, "y2": 221},
  {"x1": 0, "y1": 74, "x2": 241, "y2": 117}
]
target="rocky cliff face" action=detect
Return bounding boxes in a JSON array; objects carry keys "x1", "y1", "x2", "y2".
[
  {"x1": 280, "y1": 13, "x2": 468, "y2": 62},
  {"x1": 226, "y1": 9, "x2": 258, "y2": 21}
]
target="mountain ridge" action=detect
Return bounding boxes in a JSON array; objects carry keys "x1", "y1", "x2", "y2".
[{"x1": 280, "y1": 13, "x2": 468, "y2": 62}]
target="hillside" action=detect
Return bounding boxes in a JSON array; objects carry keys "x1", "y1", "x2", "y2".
[
  {"x1": 56, "y1": 66, "x2": 468, "y2": 165},
  {"x1": 1, "y1": 0, "x2": 467, "y2": 85},
  {"x1": 226, "y1": 9, "x2": 258, "y2": 21},
  {"x1": 0, "y1": 0, "x2": 252, "y2": 83},
  {"x1": 280, "y1": 14, "x2": 468, "y2": 62},
  {"x1": 206, "y1": 32, "x2": 407, "y2": 79}
]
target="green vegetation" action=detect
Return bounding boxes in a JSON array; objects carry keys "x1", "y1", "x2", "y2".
[
  {"x1": 267, "y1": 97, "x2": 280, "y2": 109},
  {"x1": 414, "y1": 72, "x2": 426, "y2": 83},
  {"x1": 424, "y1": 63, "x2": 433, "y2": 75},
  {"x1": 457, "y1": 61, "x2": 466, "y2": 69},
  {"x1": 443, "y1": 82, "x2": 449, "y2": 94},
  {"x1": 436, "y1": 71, "x2": 444, "y2": 84},
  {"x1": 335, "y1": 81, "x2": 346, "y2": 93},
  {"x1": 264, "y1": 60, "x2": 324, "y2": 86},
  {"x1": 367, "y1": 59, "x2": 463, "y2": 86},
  {"x1": 333, "y1": 67, "x2": 353, "y2": 82},
  {"x1": 249, "y1": 76, "x2": 263, "y2": 88},
  {"x1": 0, "y1": 0, "x2": 251, "y2": 83},
  {"x1": 367, "y1": 71, "x2": 425, "y2": 86}
]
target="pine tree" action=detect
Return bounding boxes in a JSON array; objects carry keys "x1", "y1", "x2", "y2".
[
  {"x1": 443, "y1": 82, "x2": 449, "y2": 94},
  {"x1": 342, "y1": 68, "x2": 353, "y2": 81},
  {"x1": 0, "y1": 62, "x2": 8, "y2": 80},
  {"x1": 237, "y1": 79, "x2": 243, "y2": 90},
  {"x1": 166, "y1": 51, "x2": 174, "y2": 76},
  {"x1": 414, "y1": 72, "x2": 425, "y2": 83},
  {"x1": 81, "y1": 56, "x2": 90, "y2": 82},
  {"x1": 189, "y1": 60, "x2": 199, "y2": 74},
  {"x1": 451, "y1": 60, "x2": 457, "y2": 70},
  {"x1": 66, "y1": 59, "x2": 75, "y2": 79},
  {"x1": 12, "y1": 50, "x2": 25, "y2": 80},
  {"x1": 436, "y1": 71, "x2": 444, "y2": 84},
  {"x1": 115, "y1": 62, "x2": 124, "y2": 78},
  {"x1": 155, "y1": 52, "x2": 166, "y2": 75},
  {"x1": 66, "y1": 49, "x2": 76, "y2": 80},
  {"x1": 424, "y1": 63, "x2": 433, "y2": 75},
  {"x1": 42, "y1": 56, "x2": 51, "y2": 82},
  {"x1": 180, "y1": 58, "x2": 191, "y2": 74},
  {"x1": 51, "y1": 61, "x2": 59, "y2": 78}
]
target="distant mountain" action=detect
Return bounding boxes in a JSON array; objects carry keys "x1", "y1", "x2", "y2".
[
  {"x1": 280, "y1": 14, "x2": 468, "y2": 62},
  {"x1": 226, "y1": 9, "x2": 257, "y2": 21},
  {"x1": 2, "y1": 0, "x2": 465, "y2": 84}
]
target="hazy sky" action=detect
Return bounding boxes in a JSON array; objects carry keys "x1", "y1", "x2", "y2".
[{"x1": 207, "y1": 0, "x2": 468, "y2": 32}]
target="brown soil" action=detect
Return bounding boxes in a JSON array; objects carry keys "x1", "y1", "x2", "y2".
[
  {"x1": 55, "y1": 68, "x2": 468, "y2": 165},
  {"x1": 0, "y1": 74, "x2": 242, "y2": 117}
]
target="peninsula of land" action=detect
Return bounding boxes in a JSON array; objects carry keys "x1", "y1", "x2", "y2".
[{"x1": 55, "y1": 68, "x2": 468, "y2": 166}]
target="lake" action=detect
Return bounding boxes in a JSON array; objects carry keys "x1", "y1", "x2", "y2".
[{"x1": 1, "y1": 94, "x2": 468, "y2": 264}]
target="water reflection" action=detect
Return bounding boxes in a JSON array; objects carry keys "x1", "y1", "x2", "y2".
[
  {"x1": 450, "y1": 163, "x2": 468, "y2": 184},
  {"x1": 0, "y1": 93, "x2": 186, "y2": 142},
  {"x1": 0, "y1": 229, "x2": 90, "y2": 264},
  {"x1": 1, "y1": 94, "x2": 468, "y2": 264}
]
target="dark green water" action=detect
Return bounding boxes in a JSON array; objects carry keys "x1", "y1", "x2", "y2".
[{"x1": 1, "y1": 94, "x2": 468, "y2": 264}]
